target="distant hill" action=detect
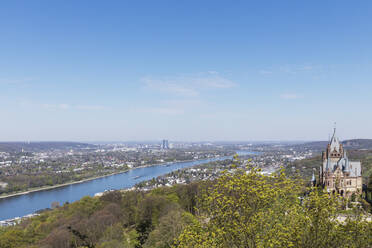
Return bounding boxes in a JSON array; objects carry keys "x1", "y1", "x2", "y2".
[
  {"x1": 296, "y1": 141, "x2": 328, "y2": 150},
  {"x1": 342, "y1": 139, "x2": 372, "y2": 150},
  {"x1": 298, "y1": 139, "x2": 372, "y2": 151},
  {"x1": 0, "y1": 142, "x2": 96, "y2": 153}
]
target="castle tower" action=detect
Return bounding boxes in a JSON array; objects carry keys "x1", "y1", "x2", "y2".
[{"x1": 320, "y1": 127, "x2": 362, "y2": 198}]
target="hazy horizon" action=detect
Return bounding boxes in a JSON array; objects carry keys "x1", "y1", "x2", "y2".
[
  {"x1": 0, "y1": 138, "x2": 366, "y2": 144},
  {"x1": 2, "y1": 1, "x2": 372, "y2": 141}
]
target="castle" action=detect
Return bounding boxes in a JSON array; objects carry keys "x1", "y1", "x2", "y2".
[{"x1": 319, "y1": 128, "x2": 362, "y2": 197}]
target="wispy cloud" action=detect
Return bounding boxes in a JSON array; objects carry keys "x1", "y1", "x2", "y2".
[
  {"x1": 0, "y1": 77, "x2": 35, "y2": 85},
  {"x1": 138, "y1": 107, "x2": 184, "y2": 115},
  {"x1": 259, "y1": 65, "x2": 315, "y2": 76},
  {"x1": 301, "y1": 65, "x2": 313, "y2": 71},
  {"x1": 41, "y1": 103, "x2": 69, "y2": 110},
  {"x1": 280, "y1": 64, "x2": 315, "y2": 75},
  {"x1": 41, "y1": 103, "x2": 105, "y2": 111},
  {"x1": 280, "y1": 93, "x2": 304, "y2": 100},
  {"x1": 207, "y1": 70, "x2": 219, "y2": 75},
  {"x1": 259, "y1": 70, "x2": 273, "y2": 75},
  {"x1": 141, "y1": 72, "x2": 236, "y2": 97},
  {"x1": 192, "y1": 76, "x2": 235, "y2": 89},
  {"x1": 162, "y1": 99, "x2": 202, "y2": 106},
  {"x1": 142, "y1": 78, "x2": 199, "y2": 97},
  {"x1": 76, "y1": 105, "x2": 106, "y2": 110}
]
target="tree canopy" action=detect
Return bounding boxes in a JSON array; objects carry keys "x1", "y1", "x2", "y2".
[{"x1": 176, "y1": 167, "x2": 372, "y2": 248}]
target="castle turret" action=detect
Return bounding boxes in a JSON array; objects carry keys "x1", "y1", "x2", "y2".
[{"x1": 320, "y1": 126, "x2": 362, "y2": 198}]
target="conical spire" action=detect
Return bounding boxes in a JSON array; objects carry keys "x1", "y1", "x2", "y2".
[
  {"x1": 331, "y1": 123, "x2": 336, "y2": 140},
  {"x1": 329, "y1": 125, "x2": 340, "y2": 152},
  {"x1": 331, "y1": 123, "x2": 337, "y2": 143}
]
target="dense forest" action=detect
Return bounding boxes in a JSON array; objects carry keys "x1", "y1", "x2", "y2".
[{"x1": 0, "y1": 165, "x2": 371, "y2": 248}]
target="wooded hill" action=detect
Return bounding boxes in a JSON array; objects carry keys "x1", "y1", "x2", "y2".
[{"x1": 295, "y1": 139, "x2": 372, "y2": 152}]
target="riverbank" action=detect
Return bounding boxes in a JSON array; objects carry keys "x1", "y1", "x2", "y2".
[
  {"x1": 0, "y1": 170, "x2": 131, "y2": 200},
  {"x1": 0, "y1": 156, "x2": 232, "y2": 200},
  {"x1": 0, "y1": 153, "x2": 245, "y2": 221}
]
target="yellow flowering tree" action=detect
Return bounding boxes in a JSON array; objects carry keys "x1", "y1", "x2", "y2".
[{"x1": 176, "y1": 163, "x2": 372, "y2": 248}]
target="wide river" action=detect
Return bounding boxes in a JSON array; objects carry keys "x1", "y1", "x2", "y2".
[{"x1": 0, "y1": 151, "x2": 256, "y2": 221}]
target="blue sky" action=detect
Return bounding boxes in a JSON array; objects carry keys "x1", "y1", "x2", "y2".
[{"x1": 1, "y1": 1, "x2": 372, "y2": 141}]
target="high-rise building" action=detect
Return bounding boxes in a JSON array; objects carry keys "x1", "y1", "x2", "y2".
[
  {"x1": 319, "y1": 128, "x2": 362, "y2": 197},
  {"x1": 161, "y1": 139, "x2": 169, "y2": 149}
]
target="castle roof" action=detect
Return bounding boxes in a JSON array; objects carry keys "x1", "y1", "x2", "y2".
[
  {"x1": 323, "y1": 128, "x2": 362, "y2": 177},
  {"x1": 330, "y1": 128, "x2": 341, "y2": 152}
]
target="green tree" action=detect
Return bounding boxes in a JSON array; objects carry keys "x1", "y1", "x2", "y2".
[
  {"x1": 144, "y1": 211, "x2": 195, "y2": 248},
  {"x1": 176, "y1": 168, "x2": 372, "y2": 248},
  {"x1": 0, "y1": 229, "x2": 28, "y2": 248}
]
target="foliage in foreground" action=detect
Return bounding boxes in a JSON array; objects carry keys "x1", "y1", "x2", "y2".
[
  {"x1": 0, "y1": 182, "x2": 200, "y2": 248},
  {"x1": 0, "y1": 164, "x2": 371, "y2": 248},
  {"x1": 176, "y1": 167, "x2": 372, "y2": 248}
]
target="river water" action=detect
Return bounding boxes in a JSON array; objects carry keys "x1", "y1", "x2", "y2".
[{"x1": 0, "y1": 151, "x2": 256, "y2": 221}]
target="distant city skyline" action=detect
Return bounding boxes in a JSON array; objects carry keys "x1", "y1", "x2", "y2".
[{"x1": 1, "y1": 1, "x2": 372, "y2": 141}]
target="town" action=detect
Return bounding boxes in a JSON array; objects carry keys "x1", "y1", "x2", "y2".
[
  {"x1": 0, "y1": 141, "x2": 235, "y2": 196},
  {"x1": 0, "y1": 140, "x2": 319, "y2": 195}
]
